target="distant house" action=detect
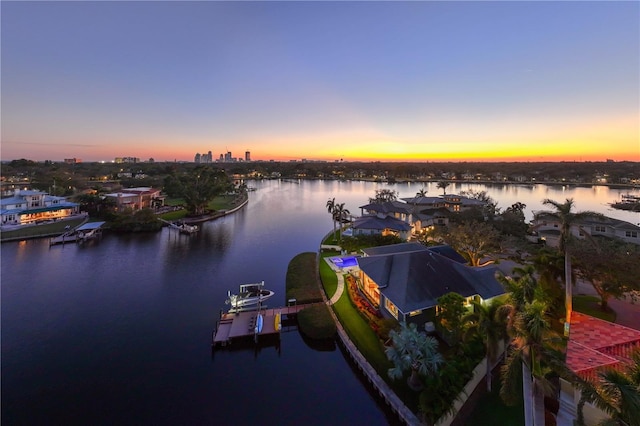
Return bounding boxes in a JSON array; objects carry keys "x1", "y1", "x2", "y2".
[
  {"x1": 358, "y1": 201, "x2": 412, "y2": 223},
  {"x1": 0, "y1": 189, "x2": 80, "y2": 225},
  {"x1": 103, "y1": 187, "x2": 164, "y2": 211},
  {"x1": 356, "y1": 243, "x2": 505, "y2": 325},
  {"x1": 532, "y1": 213, "x2": 640, "y2": 246},
  {"x1": 402, "y1": 194, "x2": 487, "y2": 213},
  {"x1": 351, "y1": 214, "x2": 412, "y2": 241},
  {"x1": 356, "y1": 194, "x2": 488, "y2": 236}
]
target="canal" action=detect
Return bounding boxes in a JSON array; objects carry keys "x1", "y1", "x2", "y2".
[{"x1": 2, "y1": 180, "x2": 638, "y2": 424}]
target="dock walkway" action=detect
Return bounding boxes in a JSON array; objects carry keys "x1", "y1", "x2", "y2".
[{"x1": 212, "y1": 303, "x2": 312, "y2": 348}]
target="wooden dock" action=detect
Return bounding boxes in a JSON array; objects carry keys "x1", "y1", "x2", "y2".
[{"x1": 212, "y1": 304, "x2": 310, "y2": 348}]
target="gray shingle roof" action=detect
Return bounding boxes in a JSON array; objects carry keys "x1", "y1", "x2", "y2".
[
  {"x1": 358, "y1": 201, "x2": 412, "y2": 214},
  {"x1": 362, "y1": 242, "x2": 427, "y2": 256},
  {"x1": 358, "y1": 249, "x2": 504, "y2": 314},
  {"x1": 352, "y1": 215, "x2": 412, "y2": 232}
]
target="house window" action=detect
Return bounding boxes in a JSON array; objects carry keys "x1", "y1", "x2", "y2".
[
  {"x1": 409, "y1": 310, "x2": 422, "y2": 317},
  {"x1": 626, "y1": 231, "x2": 638, "y2": 238},
  {"x1": 385, "y1": 298, "x2": 399, "y2": 319},
  {"x1": 595, "y1": 225, "x2": 606, "y2": 232}
]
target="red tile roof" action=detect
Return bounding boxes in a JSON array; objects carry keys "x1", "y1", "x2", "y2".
[{"x1": 566, "y1": 312, "x2": 640, "y2": 381}]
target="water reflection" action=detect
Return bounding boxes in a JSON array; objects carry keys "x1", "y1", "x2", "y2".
[{"x1": 1, "y1": 179, "x2": 638, "y2": 425}]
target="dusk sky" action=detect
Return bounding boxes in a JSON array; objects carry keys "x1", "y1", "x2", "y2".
[{"x1": 2, "y1": 1, "x2": 638, "y2": 163}]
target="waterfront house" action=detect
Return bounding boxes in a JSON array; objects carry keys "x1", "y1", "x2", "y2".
[
  {"x1": 351, "y1": 214, "x2": 412, "y2": 241},
  {"x1": 356, "y1": 243, "x2": 505, "y2": 326},
  {"x1": 359, "y1": 201, "x2": 413, "y2": 223},
  {"x1": 0, "y1": 189, "x2": 80, "y2": 226},
  {"x1": 358, "y1": 194, "x2": 487, "y2": 236},
  {"x1": 103, "y1": 187, "x2": 164, "y2": 211},
  {"x1": 402, "y1": 194, "x2": 487, "y2": 213},
  {"x1": 532, "y1": 213, "x2": 640, "y2": 246}
]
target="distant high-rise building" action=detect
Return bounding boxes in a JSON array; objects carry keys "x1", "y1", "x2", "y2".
[
  {"x1": 224, "y1": 151, "x2": 232, "y2": 162},
  {"x1": 219, "y1": 154, "x2": 224, "y2": 162},
  {"x1": 207, "y1": 151, "x2": 213, "y2": 163},
  {"x1": 245, "y1": 150, "x2": 251, "y2": 162},
  {"x1": 114, "y1": 157, "x2": 140, "y2": 164},
  {"x1": 194, "y1": 153, "x2": 201, "y2": 163}
]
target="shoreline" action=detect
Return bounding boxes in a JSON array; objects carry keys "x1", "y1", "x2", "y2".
[{"x1": 1, "y1": 194, "x2": 250, "y2": 243}]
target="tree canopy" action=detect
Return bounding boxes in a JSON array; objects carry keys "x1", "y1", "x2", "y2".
[
  {"x1": 385, "y1": 321, "x2": 443, "y2": 391},
  {"x1": 368, "y1": 188, "x2": 398, "y2": 203},
  {"x1": 163, "y1": 166, "x2": 231, "y2": 216},
  {"x1": 440, "y1": 221, "x2": 500, "y2": 266},
  {"x1": 571, "y1": 237, "x2": 640, "y2": 310}
]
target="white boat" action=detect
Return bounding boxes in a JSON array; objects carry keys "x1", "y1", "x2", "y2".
[
  {"x1": 177, "y1": 223, "x2": 198, "y2": 234},
  {"x1": 225, "y1": 281, "x2": 274, "y2": 310}
]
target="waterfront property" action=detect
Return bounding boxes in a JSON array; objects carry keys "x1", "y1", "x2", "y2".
[
  {"x1": 350, "y1": 214, "x2": 413, "y2": 241},
  {"x1": 355, "y1": 193, "x2": 488, "y2": 239},
  {"x1": 532, "y1": 213, "x2": 640, "y2": 246},
  {"x1": 0, "y1": 189, "x2": 80, "y2": 226},
  {"x1": 354, "y1": 242, "x2": 505, "y2": 326},
  {"x1": 103, "y1": 187, "x2": 164, "y2": 211}
]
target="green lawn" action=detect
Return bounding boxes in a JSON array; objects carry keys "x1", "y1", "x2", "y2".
[
  {"x1": 1, "y1": 217, "x2": 87, "y2": 241},
  {"x1": 318, "y1": 252, "x2": 419, "y2": 412},
  {"x1": 319, "y1": 252, "x2": 340, "y2": 298},
  {"x1": 286, "y1": 252, "x2": 324, "y2": 303},
  {"x1": 163, "y1": 194, "x2": 243, "y2": 214},
  {"x1": 573, "y1": 294, "x2": 616, "y2": 322}
]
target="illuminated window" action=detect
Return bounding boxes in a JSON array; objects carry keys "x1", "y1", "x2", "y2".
[{"x1": 385, "y1": 299, "x2": 399, "y2": 319}]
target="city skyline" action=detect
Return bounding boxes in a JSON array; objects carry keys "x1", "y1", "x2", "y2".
[{"x1": 2, "y1": 1, "x2": 639, "y2": 163}]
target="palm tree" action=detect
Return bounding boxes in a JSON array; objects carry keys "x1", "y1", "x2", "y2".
[
  {"x1": 416, "y1": 188, "x2": 427, "y2": 197},
  {"x1": 463, "y1": 299, "x2": 506, "y2": 391},
  {"x1": 437, "y1": 180, "x2": 450, "y2": 195},
  {"x1": 496, "y1": 265, "x2": 538, "y2": 311},
  {"x1": 497, "y1": 267, "x2": 565, "y2": 426},
  {"x1": 333, "y1": 202, "x2": 350, "y2": 242},
  {"x1": 385, "y1": 321, "x2": 444, "y2": 391},
  {"x1": 537, "y1": 198, "x2": 603, "y2": 331},
  {"x1": 326, "y1": 198, "x2": 336, "y2": 238},
  {"x1": 500, "y1": 298, "x2": 563, "y2": 426},
  {"x1": 574, "y1": 349, "x2": 640, "y2": 426}
]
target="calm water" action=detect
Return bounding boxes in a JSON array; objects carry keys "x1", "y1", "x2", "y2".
[{"x1": 2, "y1": 180, "x2": 638, "y2": 425}]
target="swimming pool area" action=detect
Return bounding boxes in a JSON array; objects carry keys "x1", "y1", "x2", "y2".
[{"x1": 329, "y1": 256, "x2": 360, "y2": 268}]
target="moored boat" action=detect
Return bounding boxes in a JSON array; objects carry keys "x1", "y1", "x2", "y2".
[
  {"x1": 225, "y1": 281, "x2": 274, "y2": 311},
  {"x1": 611, "y1": 194, "x2": 640, "y2": 211}
]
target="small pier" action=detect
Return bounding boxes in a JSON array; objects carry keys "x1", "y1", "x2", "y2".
[
  {"x1": 211, "y1": 303, "x2": 309, "y2": 348},
  {"x1": 50, "y1": 221, "x2": 105, "y2": 246}
]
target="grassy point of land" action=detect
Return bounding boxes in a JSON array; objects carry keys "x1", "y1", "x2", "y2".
[
  {"x1": 286, "y1": 252, "x2": 324, "y2": 304},
  {"x1": 285, "y1": 252, "x2": 335, "y2": 339},
  {"x1": 160, "y1": 194, "x2": 246, "y2": 222}
]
